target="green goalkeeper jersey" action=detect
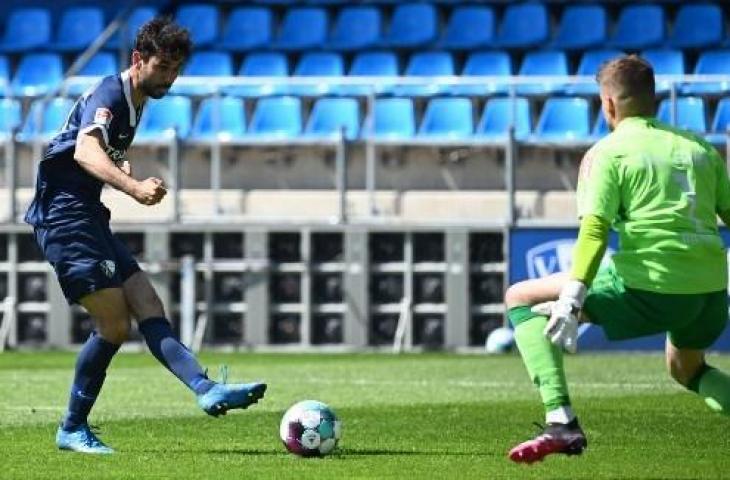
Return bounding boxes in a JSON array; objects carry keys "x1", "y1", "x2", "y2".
[{"x1": 577, "y1": 116, "x2": 730, "y2": 294}]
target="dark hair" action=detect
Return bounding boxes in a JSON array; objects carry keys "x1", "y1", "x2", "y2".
[{"x1": 134, "y1": 16, "x2": 192, "y2": 62}]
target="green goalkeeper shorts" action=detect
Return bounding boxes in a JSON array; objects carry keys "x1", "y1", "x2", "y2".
[{"x1": 583, "y1": 262, "x2": 728, "y2": 349}]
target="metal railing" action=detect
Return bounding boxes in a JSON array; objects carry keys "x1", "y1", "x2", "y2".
[{"x1": 4, "y1": 74, "x2": 724, "y2": 226}]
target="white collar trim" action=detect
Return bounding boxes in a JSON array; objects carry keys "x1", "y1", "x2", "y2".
[{"x1": 121, "y1": 69, "x2": 137, "y2": 127}]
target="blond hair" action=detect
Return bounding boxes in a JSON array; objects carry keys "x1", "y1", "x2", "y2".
[{"x1": 596, "y1": 55, "x2": 655, "y2": 117}]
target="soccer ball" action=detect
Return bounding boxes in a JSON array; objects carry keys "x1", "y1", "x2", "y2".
[
  {"x1": 485, "y1": 327, "x2": 515, "y2": 354},
  {"x1": 279, "y1": 400, "x2": 341, "y2": 457}
]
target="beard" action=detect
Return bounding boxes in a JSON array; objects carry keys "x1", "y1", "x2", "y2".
[{"x1": 139, "y1": 77, "x2": 172, "y2": 99}]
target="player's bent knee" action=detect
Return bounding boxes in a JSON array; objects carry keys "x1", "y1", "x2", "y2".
[
  {"x1": 98, "y1": 320, "x2": 130, "y2": 345},
  {"x1": 505, "y1": 282, "x2": 532, "y2": 309},
  {"x1": 123, "y1": 272, "x2": 166, "y2": 320}
]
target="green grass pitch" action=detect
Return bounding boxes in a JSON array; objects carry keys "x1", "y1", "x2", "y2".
[{"x1": 1, "y1": 351, "x2": 729, "y2": 479}]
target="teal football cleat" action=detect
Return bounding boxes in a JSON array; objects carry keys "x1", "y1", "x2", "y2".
[
  {"x1": 56, "y1": 423, "x2": 114, "y2": 454},
  {"x1": 197, "y1": 366, "x2": 266, "y2": 417}
]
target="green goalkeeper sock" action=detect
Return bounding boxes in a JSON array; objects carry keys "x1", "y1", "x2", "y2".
[
  {"x1": 687, "y1": 364, "x2": 730, "y2": 415},
  {"x1": 508, "y1": 306, "x2": 571, "y2": 412}
]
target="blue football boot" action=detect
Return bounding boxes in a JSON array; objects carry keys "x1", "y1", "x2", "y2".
[
  {"x1": 56, "y1": 423, "x2": 114, "y2": 454},
  {"x1": 197, "y1": 366, "x2": 267, "y2": 417}
]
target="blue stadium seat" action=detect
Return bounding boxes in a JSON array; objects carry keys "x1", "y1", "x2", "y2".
[
  {"x1": 324, "y1": 6, "x2": 380, "y2": 51},
  {"x1": 393, "y1": 51, "x2": 454, "y2": 97},
  {"x1": 609, "y1": 5, "x2": 665, "y2": 50},
  {"x1": 516, "y1": 51, "x2": 568, "y2": 95},
  {"x1": 11, "y1": 53, "x2": 63, "y2": 97},
  {"x1": 475, "y1": 97, "x2": 531, "y2": 140},
  {"x1": 335, "y1": 51, "x2": 399, "y2": 96},
  {"x1": 17, "y1": 98, "x2": 75, "y2": 142},
  {"x1": 190, "y1": 96, "x2": 246, "y2": 142},
  {"x1": 136, "y1": 96, "x2": 192, "y2": 141},
  {"x1": 304, "y1": 97, "x2": 360, "y2": 140},
  {"x1": 496, "y1": 2, "x2": 549, "y2": 49},
  {"x1": 272, "y1": 7, "x2": 328, "y2": 51},
  {"x1": 247, "y1": 96, "x2": 302, "y2": 138},
  {"x1": 534, "y1": 98, "x2": 591, "y2": 142},
  {"x1": 418, "y1": 97, "x2": 473, "y2": 139},
  {"x1": 551, "y1": 5, "x2": 606, "y2": 51},
  {"x1": 225, "y1": 52, "x2": 288, "y2": 98},
  {"x1": 66, "y1": 52, "x2": 118, "y2": 96},
  {"x1": 707, "y1": 98, "x2": 730, "y2": 144},
  {"x1": 171, "y1": 51, "x2": 234, "y2": 96},
  {"x1": 106, "y1": 6, "x2": 157, "y2": 50},
  {"x1": 0, "y1": 56, "x2": 9, "y2": 96},
  {"x1": 682, "y1": 50, "x2": 730, "y2": 95},
  {"x1": 453, "y1": 51, "x2": 511, "y2": 96},
  {"x1": 382, "y1": 3, "x2": 438, "y2": 48},
  {"x1": 53, "y1": 7, "x2": 104, "y2": 52},
  {"x1": 369, "y1": 98, "x2": 416, "y2": 139},
  {"x1": 642, "y1": 49, "x2": 684, "y2": 94},
  {"x1": 437, "y1": 6, "x2": 494, "y2": 50},
  {"x1": 656, "y1": 97, "x2": 707, "y2": 133},
  {"x1": 217, "y1": 7, "x2": 272, "y2": 52},
  {"x1": 592, "y1": 112, "x2": 609, "y2": 140},
  {"x1": 289, "y1": 52, "x2": 344, "y2": 96},
  {"x1": 175, "y1": 4, "x2": 219, "y2": 48},
  {"x1": 0, "y1": 98, "x2": 21, "y2": 141},
  {"x1": 669, "y1": 3, "x2": 723, "y2": 50},
  {"x1": 565, "y1": 49, "x2": 624, "y2": 95},
  {"x1": 0, "y1": 8, "x2": 51, "y2": 53}
]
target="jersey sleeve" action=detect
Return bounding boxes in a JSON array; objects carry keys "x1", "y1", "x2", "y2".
[
  {"x1": 713, "y1": 148, "x2": 730, "y2": 214},
  {"x1": 576, "y1": 144, "x2": 621, "y2": 222},
  {"x1": 77, "y1": 83, "x2": 125, "y2": 147}
]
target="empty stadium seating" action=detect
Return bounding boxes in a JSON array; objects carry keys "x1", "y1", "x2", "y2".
[
  {"x1": 52, "y1": 7, "x2": 104, "y2": 52},
  {"x1": 304, "y1": 97, "x2": 360, "y2": 140},
  {"x1": 17, "y1": 97, "x2": 74, "y2": 142},
  {"x1": 0, "y1": 8, "x2": 51, "y2": 53},
  {"x1": 0, "y1": 98, "x2": 21, "y2": 141},
  {"x1": 135, "y1": 96, "x2": 193, "y2": 142},
  {"x1": 708, "y1": 98, "x2": 730, "y2": 145},
  {"x1": 0, "y1": 0, "x2": 728, "y2": 226},
  {"x1": 217, "y1": 7, "x2": 272, "y2": 52},
  {"x1": 189, "y1": 96, "x2": 246, "y2": 142}
]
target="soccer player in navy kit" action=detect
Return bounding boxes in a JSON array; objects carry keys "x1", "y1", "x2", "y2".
[{"x1": 25, "y1": 18, "x2": 266, "y2": 454}]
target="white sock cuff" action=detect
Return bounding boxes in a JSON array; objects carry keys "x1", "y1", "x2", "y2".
[{"x1": 546, "y1": 406, "x2": 576, "y2": 425}]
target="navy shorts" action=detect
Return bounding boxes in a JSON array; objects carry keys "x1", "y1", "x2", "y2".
[{"x1": 34, "y1": 215, "x2": 141, "y2": 304}]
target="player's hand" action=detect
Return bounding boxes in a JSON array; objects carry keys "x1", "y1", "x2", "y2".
[
  {"x1": 133, "y1": 177, "x2": 167, "y2": 205},
  {"x1": 541, "y1": 299, "x2": 579, "y2": 353},
  {"x1": 537, "y1": 280, "x2": 587, "y2": 353}
]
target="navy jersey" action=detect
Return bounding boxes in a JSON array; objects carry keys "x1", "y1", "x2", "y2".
[{"x1": 25, "y1": 70, "x2": 144, "y2": 227}]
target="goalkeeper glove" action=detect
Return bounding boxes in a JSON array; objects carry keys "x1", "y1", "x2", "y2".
[{"x1": 531, "y1": 280, "x2": 587, "y2": 353}]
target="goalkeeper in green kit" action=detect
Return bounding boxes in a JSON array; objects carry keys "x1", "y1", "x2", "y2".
[{"x1": 505, "y1": 55, "x2": 730, "y2": 463}]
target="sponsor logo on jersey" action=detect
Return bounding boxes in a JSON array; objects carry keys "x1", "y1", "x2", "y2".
[{"x1": 105, "y1": 145, "x2": 127, "y2": 162}]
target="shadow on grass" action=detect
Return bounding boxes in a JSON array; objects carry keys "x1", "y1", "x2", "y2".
[
  {"x1": 335, "y1": 448, "x2": 497, "y2": 457},
  {"x1": 191, "y1": 447, "x2": 497, "y2": 458}
]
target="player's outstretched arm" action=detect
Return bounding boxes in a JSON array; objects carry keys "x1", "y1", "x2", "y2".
[{"x1": 75, "y1": 130, "x2": 166, "y2": 205}]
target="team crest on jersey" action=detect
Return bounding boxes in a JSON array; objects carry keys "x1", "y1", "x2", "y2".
[
  {"x1": 94, "y1": 108, "x2": 113, "y2": 127},
  {"x1": 100, "y1": 260, "x2": 116, "y2": 278}
]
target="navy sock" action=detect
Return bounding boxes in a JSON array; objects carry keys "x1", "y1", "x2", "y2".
[
  {"x1": 137, "y1": 317, "x2": 214, "y2": 395},
  {"x1": 63, "y1": 332, "x2": 120, "y2": 430}
]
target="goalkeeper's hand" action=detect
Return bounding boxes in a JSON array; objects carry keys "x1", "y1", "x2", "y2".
[{"x1": 530, "y1": 280, "x2": 587, "y2": 353}]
